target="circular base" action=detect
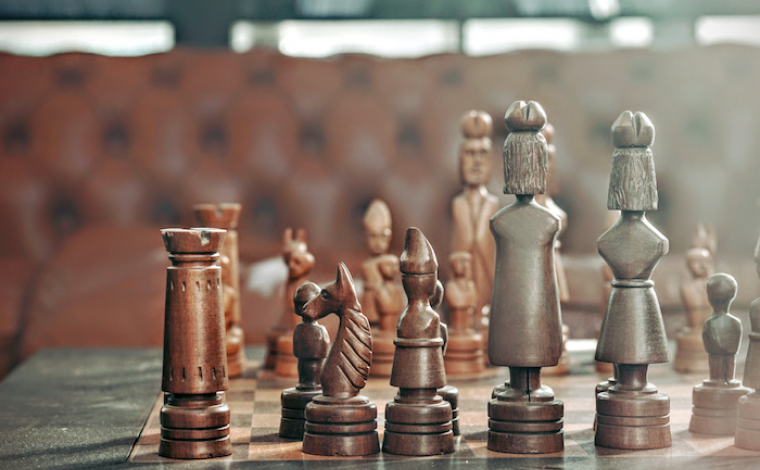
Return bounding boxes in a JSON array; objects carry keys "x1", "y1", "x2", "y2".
[
  {"x1": 280, "y1": 388, "x2": 322, "y2": 439},
  {"x1": 595, "y1": 391, "x2": 671, "y2": 449},
  {"x1": 303, "y1": 431, "x2": 380, "y2": 456},
  {"x1": 735, "y1": 422, "x2": 760, "y2": 450},
  {"x1": 488, "y1": 430, "x2": 563, "y2": 454},
  {"x1": 383, "y1": 430, "x2": 455, "y2": 455},
  {"x1": 438, "y1": 386, "x2": 460, "y2": 436},
  {"x1": 159, "y1": 436, "x2": 232, "y2": 459},
  {"x1": 689, "y1": 413, "x2": 737, "y2": 435},
  {"x1": 279, "y1": 416, "x2": 306, "y2": 440},
  {"x1": 487, "y1": 397, "x2": 564, "y2": 454},
  {"x1": 303, "y1": 395, "x2": 380, "y2": 456}
]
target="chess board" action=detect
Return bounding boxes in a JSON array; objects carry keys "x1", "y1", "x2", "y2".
[{"x1": 129, "y1": 350, "x2": 760, "y2": 467}]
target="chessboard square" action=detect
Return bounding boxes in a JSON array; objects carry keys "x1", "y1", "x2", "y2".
[
  {"x1": 225, "y1": 390, "x2": 254, "y2": 402},
  {"x1": 230, "y1": 413, "x2": 252, "y2": 428},
  {"x1": 253, "y1": 389, "x2": 282, "y2": 402},
  {"x1": 252, "y1": 401, "x2": 280, "y2": 414},
  {"x1": 252, "y1": 414, "x2": 282, "y2": 428}
]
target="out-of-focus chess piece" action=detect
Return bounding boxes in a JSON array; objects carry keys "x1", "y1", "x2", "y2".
[
  {"x1": 451, "y1": 111, "x2": 498, "y2": 349},
  {"x1": 280, "y1": 282, "x2": 330, "y2": 440},
  {"x1": 443, "y1": 251, "x2": 484, "y2": 376},
  {"x1": 538, "y1": 123, "x2": 570, "y2": 377},
  {"x1": 265, "y1": 228, "x2": 315, "y2": 376},
  {"x1": 369, "y1": 254, "x2": 405, "y2": 377},
  {"x1": 361, "y1": 199, "x2": 394, "y2": 327},
  {"x1": 595, "y1": 110, "x2": 671, "y2": 450},
  {"x1": 194, "y1": 203, "x2": 245, "y2": 378},
  {"x1": 674, "y1": 230, "x2": 716, "y2": 373},
  {"x1": 689, "y1": 273, "x2": 749, "y2": 435}
]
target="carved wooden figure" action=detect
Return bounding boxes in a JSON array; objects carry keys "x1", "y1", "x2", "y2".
[
  {"x1": 370, "y1": 254, "x2": 405, "y2": 377},
  {"x1": 361, "y1": 199, "x2": 394, "y2": 327},
  {"x1": 279, "y1": 282, "x2": 330, "y2": 440},
  {"x1": 537, "y1": 123, "x2": 570, "y2": 377},
  {"x1": 452, "y1": 110, "x2": 498, "y2": 342},
  {"x1": 595, "y1": 110, "x2": 672, "y2": 450},
  {"x1": 158, "y1": 228, "x2": 231, "y2": 459},
  {"x1": 383, "y1": 228, "x2": 455, "y2": 456},
  {"x1": 265, "y1": 228, "x2": 315, "y2": 376},
  {"x1": 193, "y1": 203, "x2": 245, "y2": 378},
  {"x1": 443, "y1": 251, "x2": 484, "y2": 375},
  {"x1": 487, "y1": 101, "x2": 564, "y2": 454},
  {"x1": 689, "y1": 273, "x2": 749, "y2": 435},
  {"x1": 735, "y1": 238, "x2": 760, "y2": 450},
  {"x1": 301, "y1": 263, "x2": 380, "y2": 456},
  {"x1": 674, "y1": 241, "x2": 715, "y2": 373}
]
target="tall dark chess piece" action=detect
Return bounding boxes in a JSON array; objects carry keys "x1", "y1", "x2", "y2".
[
  {"x1": 689, "y1": 273, "x2": 749, "y2": 435},
  {"x1": 159, "y1": 228, "x2": 232, "y2": 459},
  {"x1": 194, "y1": 203, "x2": 246, "y2": 378},
  {"x1": 735, "y1": 238, "x2": 760, "y2": 450},
  {"x1": 383, "y1": 228, "x2": 455, "y2": 456},
  {"x1": 279, "y1": 282, "x2": 330, "y2": 440},
  {"x1": 487, "y1": 101, "x2": 564, "y2": 454},
  {"x1": 595, "y1": 110, "x2": 672, "y2": 450},
  {"x1": 301, "y1": 264, "x2": 380, "y2": 456}
]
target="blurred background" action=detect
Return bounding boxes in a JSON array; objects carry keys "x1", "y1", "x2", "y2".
[{"x1": 1, "y1": 0, "x2": 760, "y2": 379}]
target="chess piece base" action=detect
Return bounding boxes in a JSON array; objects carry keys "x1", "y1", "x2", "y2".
[
  {"x1": 383, "y1": 400, "x2": 455, "y2": 455},
  {"x1": 303, "y1": 395, "x2": 380, "y2": 456},
  {"x1": 280, "y1": 388, "x2": 322, "y2": 439},
  {"x1": 438, "y1": 385, "x2": 460, "y2": 436},
  {"x1": 674, "y1": 334, "x2": 709, "y2": 373},
  {"x1": 595, "y1": 390, "x2": 671, "y2": 450},
  {"x1": 369, "y1": 332, "x2": 394, "y2": 378},
  {"x1": 274, "y1": 335, "x2": 298, "y2": 378},
  {"x1": 689, "y1": 383, "x2": 750, "y2": 435},
  {"x1": 444, "y1": 333, "x2": 484, "y2": 376},
  {"x1": 159, "y1": 393, "x2": 232, "y2": 459},
  {"x1": 734, "y1": 394, "x2": 760, "y2": 450},
  {"x1": 487, "y1": 397, "x2": 564, "y2": 454}
]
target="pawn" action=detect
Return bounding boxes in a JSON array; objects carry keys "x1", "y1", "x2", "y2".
[
  {"x1": 369, "y1": 254, "x2": 405, "y2": 377},
  {"x1": 302, "y1": 264, "x2": 380, "y2": 456},
  {"x1": 383, "y1": 228, "x2": 455, "y2": 456},
  {"x1": 279, "y1": 282, "x2": 331, "y2": 440},
  {"x1": 689, "y1": 273, "x2": 750, "y2": 435},
  {"x1": 735, "y1": 239, "x2": 760, "y2": 450},
  {"x1": 444, "y1": 252, "x2": 485, "y2": 376}
]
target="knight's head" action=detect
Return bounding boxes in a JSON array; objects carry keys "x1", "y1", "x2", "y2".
[
  {"x1": 363, "y1": 199, "x2": 392, "y2": 256},
  {"x1": 302, "y1": 263, "x2": 361, "y2": 321},
  {"x1": 459, "y1": 110, "x2": 493, "y2": 187},
  {"x1": 400, "y1": 228, "x2": 438, "y2": 301}
]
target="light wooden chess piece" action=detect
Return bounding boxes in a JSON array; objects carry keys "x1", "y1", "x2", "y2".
[
  {"x1": 595, "y1": 110, "x2": 672, "y2": 450},
  {"x1": 537, "y1": 123, "x2": 570, "y2": 377},
  {"x1": 689, "y1": 273, "x2": 750, "y2": 435},
  {"x1": 383, "y1": 228, "x2": 455, "y2": 456},
  {"x1": 487, "y1": 101, "x2": 564, "y2": 454},
  {"x1": 443, "y1": 251, "x2": 484, "y2": 376},
  {"x1": 279, "y1": 282, "x2": 330, "y2": 440},
  {"x1": 369, "y1": 254, "x2": 405, "y2": 377},
  {"x1": 361, "y1": 199, "x2": 394, "y2": 327},
  {"x1": 194, "y1": 203, "x2": 246, "y2": 378},
  {"x1": 674, "y1": 236, "x2": 715, "y2": 373},
  {"x1": 265, "y1": 228, "x2": 315, "y2": 376},
  {"x1": 735, "y1": 237, "x2": 760, "y2": 450},
  {"x1": 451, "y1": 111, "x2": 498, "y2": 352},
  {"x1": 302, "y1": 264, "x2": 380, "y2": 456}
]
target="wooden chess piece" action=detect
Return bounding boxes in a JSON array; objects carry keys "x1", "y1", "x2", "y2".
[
  {"x1": 674, "y1": 242, "x2": 715, "y2": 373},
  {"x1": 382, "y1": 228, "x2": 455, "y2": 456},
  {"x1": 691, "y1": 222, "x2": 717, "y2": 256},
  {"x1": 361, "y1": 199, "x2": 394, "y2": 327},
  {"x1": 158, "y1": 228, "x2": 232, "y2": 459},
  {"x1": 279, "y1": 282, "x2": 330, "y2": 440},
  {"x1": 595, "y1": 110, "x2": 672, "y2": 450},
  {"x1": 193, "y1": 203, "x2": 245, "y2": 378},
  {"x1": 689, "y1": 273, "x2": 750, "y2": 435},
  {"x1": 428, "y1": 278, "x2": 461, "y2": 436},
  {"x1": 487, "y1": 101, "x2": 564, "y2": 454},
  {"x1": 538, "y1": 123, "x2": 570, "y2": 377},
  {"x1": 369, "y1": 254, "x2": 405, "y2": 377},
  {"x1": 735, "y1": 238, "x2": 760, "y2": 450},
  {"x1": 266, "y1": 228, "x2": 315, "y2": 376},
  {"x1": 452, "y1": 111, "x2": 498, "y2": 349},
  {"x1": 443, "y1": 251, "x2": 484, "y2": 376},
  {"x1": 595, "y1": 211, "x2": 620, "y2": 376},
  {"x1": 301, "y1": 263, "x2": 380, "y2": 456}
]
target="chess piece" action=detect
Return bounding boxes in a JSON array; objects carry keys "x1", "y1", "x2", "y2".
[
  {"x1": 302, "y1": 264, "x2": 380, "y2": 456},
  {"x1": 595, "y1": 211, "x2": 620, "y2": 375},
  {"x1": 361, "y1": 199, "x2": 394, "y2": 327},
  {"x1": 487, "y1": 101, "x2": 564, "y2": 454},
  {"x1": 735, "y1": 238, "x2": 760, "y2": 450},
  {"x1": 369, "y1": 254, "x2": 405, "y2": 377},
  {"x1": 279, "y1": 282, "x2": 330, "y2": 440},
  {"x1": 674, "y1": 242, "x2": 715, "y2": 373},
  {"x1": 451, "y1": 110, "x2": 498, "y2": 343},
  {"x1": 689, "y1": 273, "x2": 750, "y2": 435},
  {"x1": 691, "y1": 222, "x2": 717, "y2": 256},
  {"x1": 265, "y1": 228, "x2": 315, "y2": 376},
  {"x1": 193, "y1": 203, "x2": 245, "y2": 378},
  {"x1": 595, "y1": 110, "x2": 672, "y2": 450},
  {"x1": 428, "y1": 278, "x2": 461, "y2": 436},
  {"x1": 158, "y1": 228, "x2": 232, "y2": 459},
  {"x1": 443, "y1": 251, "x2": 484, "y2": 376},
  {"x1": 383, "y1": 228, "x2": 455, "y2": 456}
]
